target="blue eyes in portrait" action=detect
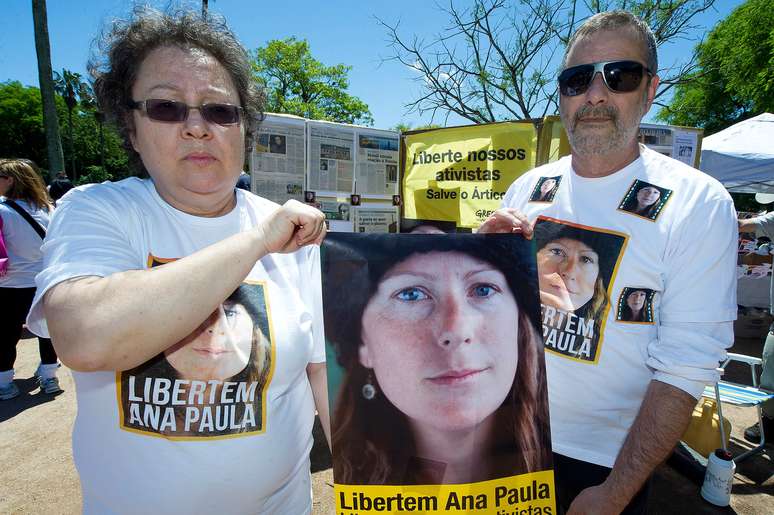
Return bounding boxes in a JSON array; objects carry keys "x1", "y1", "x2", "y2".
[
  {"x1": 396, "y1": 287, "x2": 428, "y2": 302},
  {"x1": 394, "y1": 284, "x2": 498, "y2": 302},
  {"x1": 472, "y1": 284, "x2": 497, "y2": 298}
]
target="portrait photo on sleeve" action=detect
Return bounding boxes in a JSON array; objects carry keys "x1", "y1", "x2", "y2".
[
  {"x1": 615, "y1": 287, "x2": 656, "y2": 324},
  {"x1": 321, "y1": 233, "x2": 554, "y2": 501},
  {"x1": 529, "y1": 176, "x2": 562, "y2": 203},
  {"x1": 617, "y1": 179, "x2": 673, "y2": 221}
]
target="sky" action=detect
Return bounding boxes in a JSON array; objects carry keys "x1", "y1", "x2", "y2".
[{"x1": 0, "y1": 0, "x2": 745, "y2": 130}]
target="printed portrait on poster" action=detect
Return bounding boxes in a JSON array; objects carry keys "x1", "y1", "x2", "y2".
[
  {"x1": 617, "y1": 179, "x2": 672, "y2": 221},
  {"x1": 529, "y1": 176, "x2": 562, "y2": 203},
  {"x1": 117, "y1": 256, "x2": 275, "y2": 439},
  {"x1": 615, "y1": 287, "x2": 656, "y2": 324},
  {"x1": 534, "y1": 217, "x2": 627, "y2": 364},
  {"x1": 322, "y1": 233, "x2": 554, "y2": 513}
]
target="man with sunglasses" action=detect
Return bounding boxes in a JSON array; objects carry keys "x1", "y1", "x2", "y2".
[{"x1": 481, "y1": 11, "x2": 737, "y2": 514}]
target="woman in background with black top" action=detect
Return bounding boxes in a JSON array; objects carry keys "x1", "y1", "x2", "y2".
[{"x1": 0, "y1": 159, "x2": 61, "y2": 400}]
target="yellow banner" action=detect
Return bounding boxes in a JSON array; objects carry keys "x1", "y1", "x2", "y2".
[
  {"x1": 335, "y1": 470, "x2": 555, "y2": 514},
  {"x1": 402, "y1": 123, "x2": 537, "y2": 229}
]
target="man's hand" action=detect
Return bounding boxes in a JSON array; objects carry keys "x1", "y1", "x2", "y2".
[
  {"x1": 477, "y1": 207, "x2": 534, "y2": 238},
  {"x1": 567, "y1": 483, "x2": 627, "y2": 515}
]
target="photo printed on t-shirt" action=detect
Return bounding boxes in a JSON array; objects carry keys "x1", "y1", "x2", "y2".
[
  {"x1": 617, "y1": 179, "x2": 672, "y2": 221},
  {"x1": 117, "y1": 255, "x2": 276, "y2": 439}
]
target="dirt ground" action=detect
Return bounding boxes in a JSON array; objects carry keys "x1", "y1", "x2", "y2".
[{"x1": 1, "y1": 336, "x2": 772, "y2": 514}]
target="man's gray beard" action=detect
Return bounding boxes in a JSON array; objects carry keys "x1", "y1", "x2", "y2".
[{"x1": 564, "y1": 105, "x2": 640, "y2": 156}]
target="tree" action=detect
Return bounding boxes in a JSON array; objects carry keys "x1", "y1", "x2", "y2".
[
  {"x1": 657, "y1": 0, "x2": 774, "y2": 134},
  {"x1": 0, "y1": 81, "x2": 48, "y2": 166},
  {"x1": 0, "y1": 81, "x2": 129, "y2": 181},
  {"x1": 251, "y1": 38, "x2": 374, "y2": 125},
  {"x1": 380, "y1": 0, "x2": 717, "y2": 125},
  {"x1": 53, "y1": 69, "x2": 93, "y2": 179},
  {"x1": 31, "y1": 0, "x2": 65, "y2": 175}
]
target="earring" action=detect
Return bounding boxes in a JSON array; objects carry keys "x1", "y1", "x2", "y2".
[{"x1": 362, "y1": 371, "x2": 377, "y2": 400}]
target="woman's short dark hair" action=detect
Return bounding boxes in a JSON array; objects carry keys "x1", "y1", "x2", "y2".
[{"x1": 88, "y1": 6, "x2": 265, "y2": 175}]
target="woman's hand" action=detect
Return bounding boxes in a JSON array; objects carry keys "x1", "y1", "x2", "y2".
[
  {"x1": 477, "y1": 208, "x2": 534, "y2": 239},
  {"x1": 256, "y1": 200, "x2": 327, "y2": 255}
]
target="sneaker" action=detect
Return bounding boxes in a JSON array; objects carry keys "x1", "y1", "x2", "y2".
[
  {"x1": 743, "y1": 416, "x2": 774, "y2": 443},
  {"x1": 38, "y1": 376, "x2": 62, "y2": 395},
  {"x1": 0, "y1": 382, "x2": 20, "y2": 400}
]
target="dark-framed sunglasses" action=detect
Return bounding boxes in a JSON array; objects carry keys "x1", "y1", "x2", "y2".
[
  {"x1": 558, "y1": 60, "x2": 652, "y2": 97},
  {"x1": 128, "y1": 99, "x2": 243, "y2": 125}
]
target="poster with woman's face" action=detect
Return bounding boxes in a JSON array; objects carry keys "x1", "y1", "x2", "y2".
[
  {"x1": 117, "y1": 256, "x2": 275, "y2": 439},
  {"x1": 533, "y1": 217, "x2": 627, "y2": 364},
  {"x1": 322, "y1": 233, "x2": 555, "y2": 514},
  {"x1": 617, "y1": 179, "x2": 673, "y2": 221}
]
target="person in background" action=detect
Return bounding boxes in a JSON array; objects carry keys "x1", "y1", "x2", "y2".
[
  {"x1": 25, "y1": 7, "x2": 328, "y2": 514},
  {"x1": 738, "y1": 210, "x2": 774, "y2": 442},
  {"x1": 48, "y1": 170, "x2": 74, "y2": 205},
  {"x1": 480, "y1": 10, "x2": 737, "y2": 514},
  {"x1": 0, "y1": 159, "x2": 61, "y2": 400},
  {"x1": 235, "y1": 170, "x2": 251, "y2": 191}
]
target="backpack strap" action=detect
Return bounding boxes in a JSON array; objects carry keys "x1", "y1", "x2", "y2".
[{"x1": 1, "y1": 199, "x2": 46, "y2": 239}]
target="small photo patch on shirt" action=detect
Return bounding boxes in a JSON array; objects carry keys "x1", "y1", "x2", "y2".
[
  {"x1": 529, "y1": 176, "x2": 562, "y2": 203},
  {"x1": 617, "y1": 179, "x2": 672, "y2": 221},
  {"x1": 616, "y1": 287, "x2": 656, "y2": 324}
]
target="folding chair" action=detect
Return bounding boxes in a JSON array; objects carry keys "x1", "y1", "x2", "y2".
[{"x1": 702, "y1": 353, "x2": 774, "y2": 462}]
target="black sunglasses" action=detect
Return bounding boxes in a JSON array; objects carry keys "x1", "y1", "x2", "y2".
[
  {"x1": 129, "y1": 99, "x2": 243, "y2": 125},
  {"x1": 558, "y1": 60, "x2": 652, "y2": 97}
]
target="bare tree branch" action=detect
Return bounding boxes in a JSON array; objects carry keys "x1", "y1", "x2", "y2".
[{"x1": 380, "y1": 0, "x2": 716, "y2": 124}]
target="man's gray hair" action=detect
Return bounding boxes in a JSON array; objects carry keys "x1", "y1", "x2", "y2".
[
  {"x1": 562, "y1": 11, "x2": 658, "y2": 74},
  {"x1": 88, "y1": 6, "x2": 265, "y2": 175}
]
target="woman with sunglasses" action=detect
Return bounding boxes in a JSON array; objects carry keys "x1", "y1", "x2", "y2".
[
  {"x1": 25, "y1": 7, "x2": 328, "y2": 514},
  {"x1": 0, "y1": 159, "x2": 62, "y2": 401}
]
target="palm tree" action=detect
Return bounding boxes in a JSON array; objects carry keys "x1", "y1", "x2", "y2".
[
  {"x1": 53, "y1": 70, "x2": 92, "y2": 180},
  {"x1": 31, "y1": 0, "x2": 65, "y2": 176}
]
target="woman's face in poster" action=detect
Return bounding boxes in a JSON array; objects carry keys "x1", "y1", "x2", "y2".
[
  {"x1": 358, "y1": 251, "x2": 519, "y2": 433},
  {"x1": 537, "y1": 237, "x2": 599, "y2": 312},
  {"x1": 626, "y1": 290, "x2": 647, "y2": 312},
  {"x1": 165, "y1": 300, "x2": 253, "y2": 381},
  {"x1": 636, "y1": 186, "x2": 660, "y2": 210},
  {"x1": 540, "y1": 178, "x2": 556, "y2": 196}
]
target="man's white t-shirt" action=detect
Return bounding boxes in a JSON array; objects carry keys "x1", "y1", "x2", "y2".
[
  {"x1": 28, "y1": 178, "x2": 325, "y2": 514},
  {"x1": 502, "y1": 146, "x2": 737, "y2": 467}
]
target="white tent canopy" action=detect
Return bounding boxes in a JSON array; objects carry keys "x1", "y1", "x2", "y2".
[{"x1": 700, "y1": 113, "x2": 774, "y2": 193}]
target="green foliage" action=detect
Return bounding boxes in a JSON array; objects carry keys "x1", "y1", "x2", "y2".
[
  {"x1": 0, "y1": 81, "x2": 129, "y2": 179},
  {"x1": 251, "y1": 37, "x2": 373, "y2": 126},
  {"x1": 0, "y1": 81, "x2": 48, "y2": 166},
  {"x1": 76, "y1": 165, "x2": 112, "y2": 185},
  {"x1": 391, "y1": 122, "x2": 443, "y2": 133},
  {"x1": 658, "y1": 0, "x2": 774, "y2": 134}
]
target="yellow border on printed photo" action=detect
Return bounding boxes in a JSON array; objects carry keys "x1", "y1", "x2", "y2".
[
  {"x1": 115, "y1": 257, "x2": 277, "y2": 441},
  {"x1": 537, "y1": 216, "x2": 629, "y2": 365}
]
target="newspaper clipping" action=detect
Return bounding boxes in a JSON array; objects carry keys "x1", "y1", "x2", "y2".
[
  {"x1": 308, "y1": 121, "x2": 356, "y2": 195},
  {"x1": 356, "y1": 130, "x2": 400, "y2": 198},
  {"x1": 251, "y1": 115, "x2": 306, "y2": 204},
  {"x1": 353, "y1": 205, "x2": 399, "y2": 233}
]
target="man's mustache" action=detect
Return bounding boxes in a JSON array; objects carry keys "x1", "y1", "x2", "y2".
[{"x1": 573, "y1": 105, "x2": 618, "y2": 126}]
